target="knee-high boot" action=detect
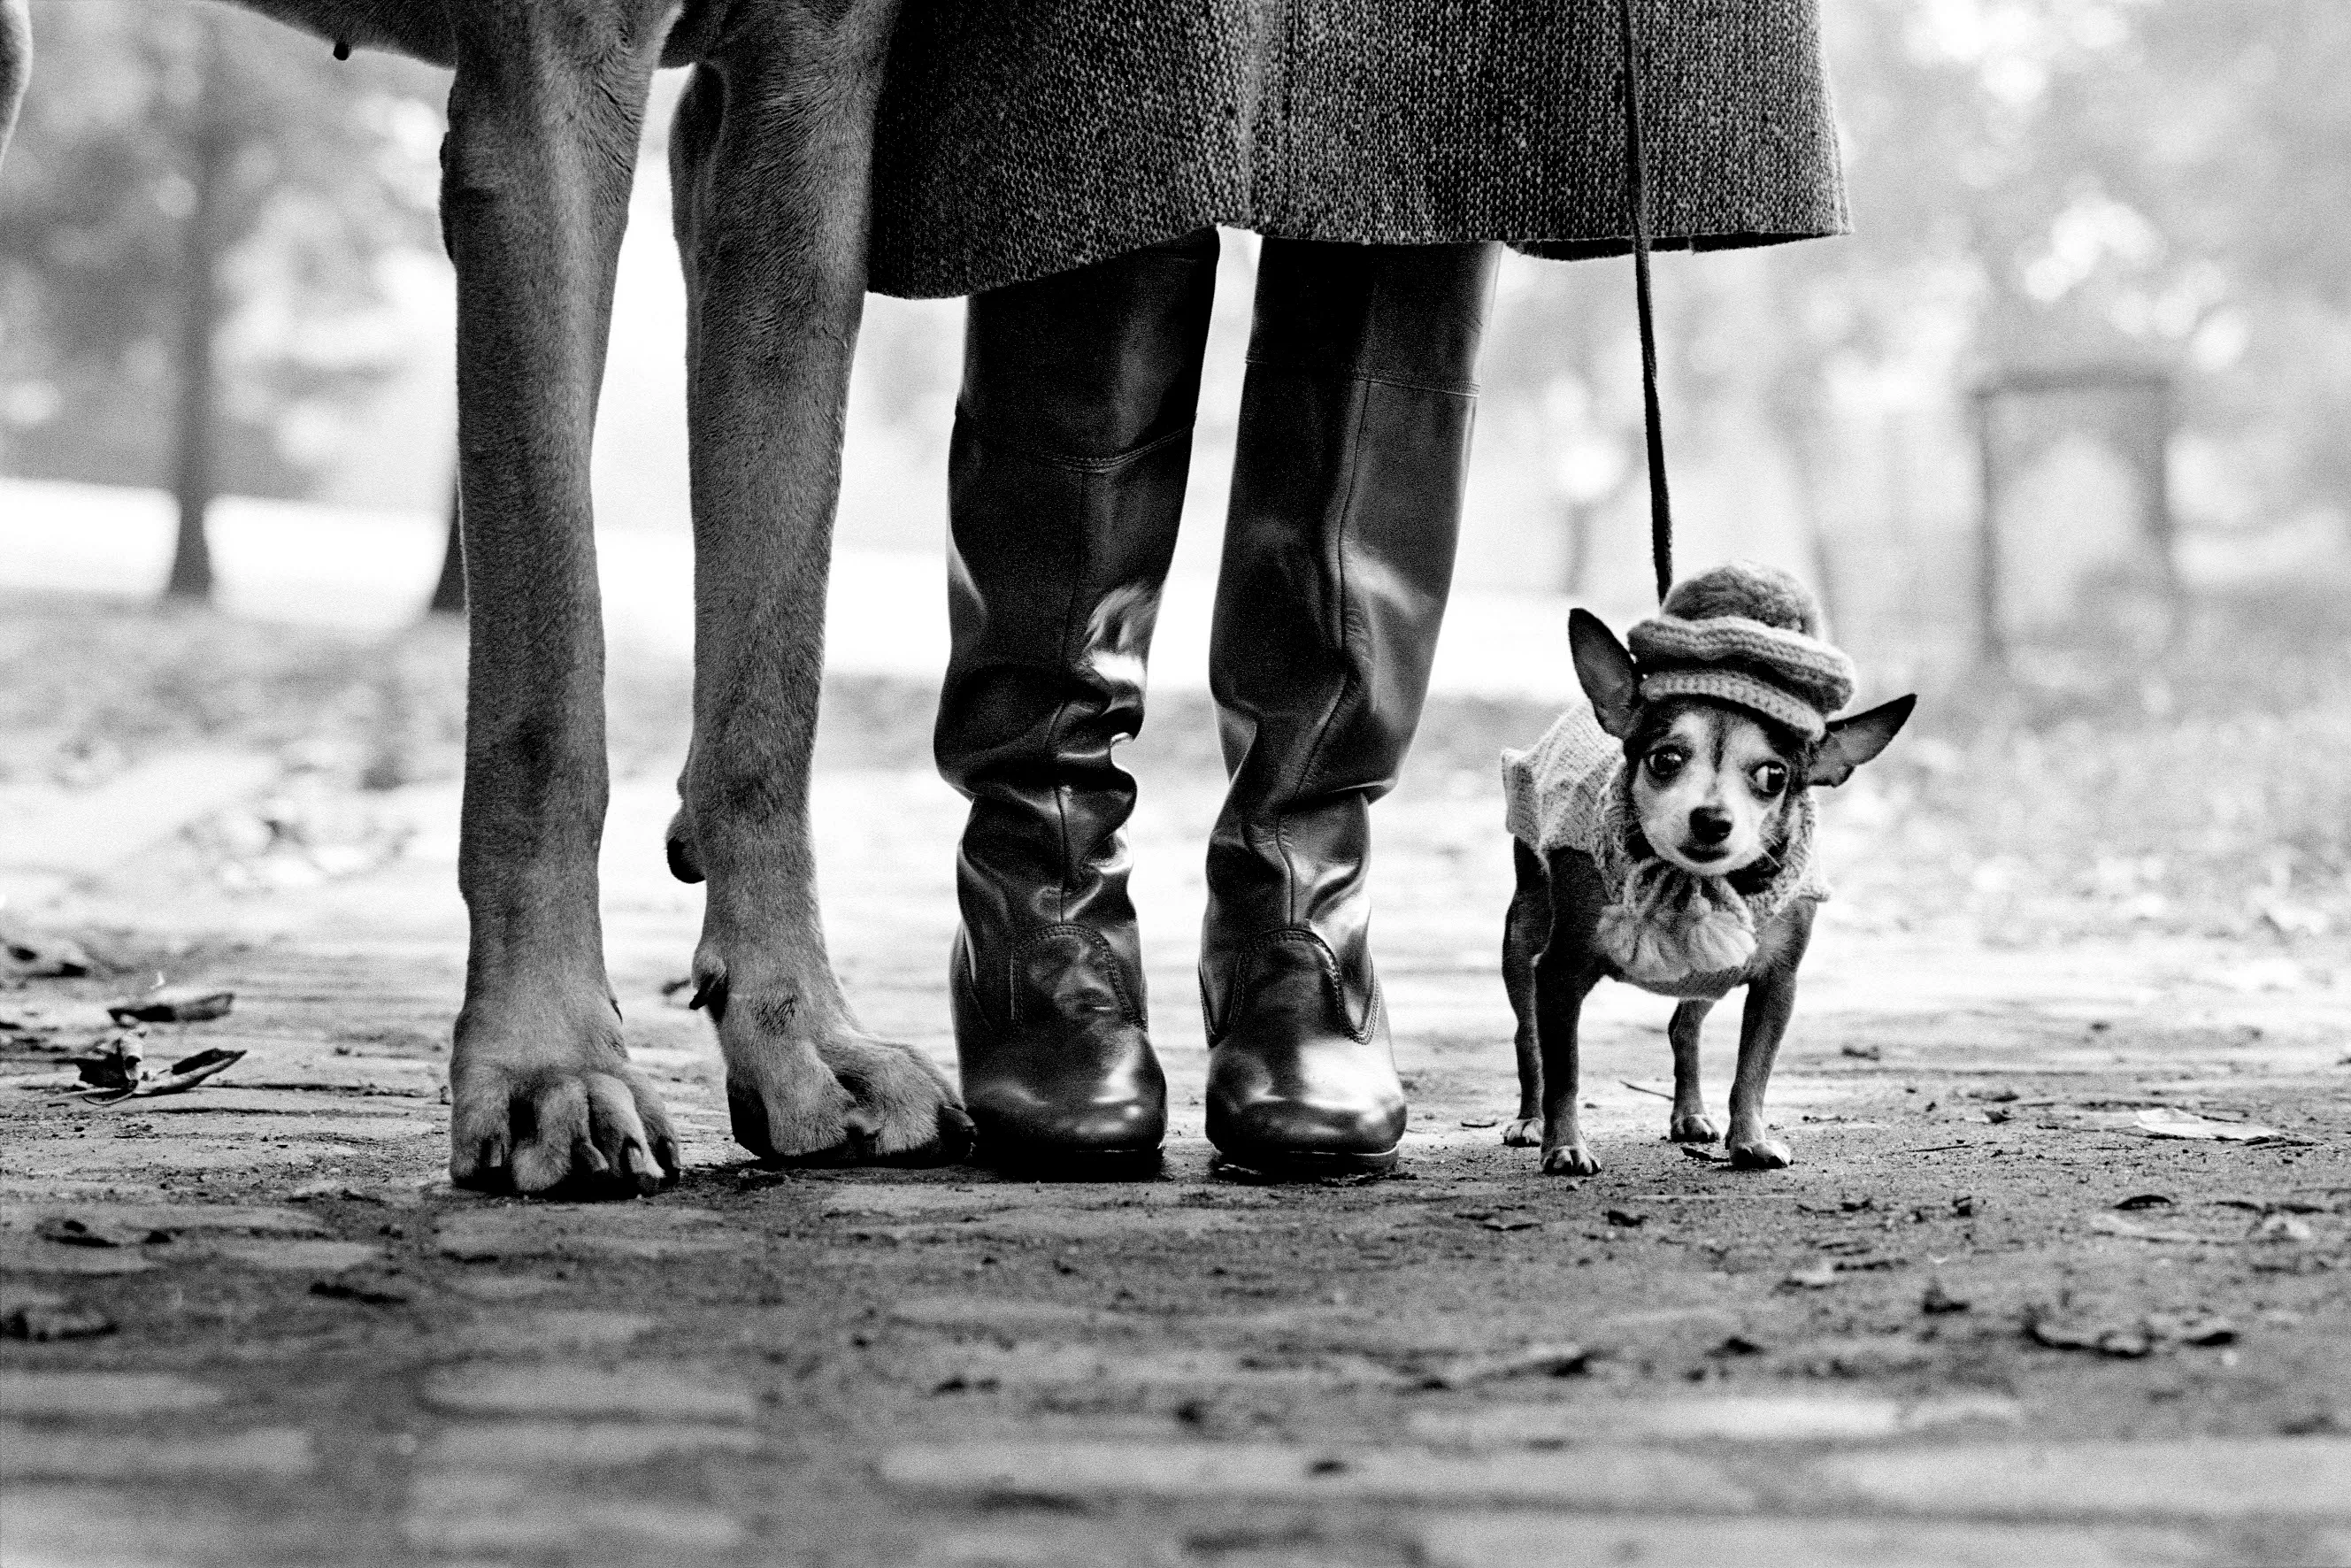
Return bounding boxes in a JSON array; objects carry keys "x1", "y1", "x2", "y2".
[
  {"x1": 1201, "y1": 237, "x2": 1498, "y2": 1175},
  {"x1": 936, "y1": 229, "x2": 1219, "y2": 1172}
]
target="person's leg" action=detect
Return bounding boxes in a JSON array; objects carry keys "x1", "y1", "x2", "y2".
[
  {"x1": 1201, "y1": 236, "x2": 1499, "y2": 1176},
  {"x1": 935, "y1": 228, "x2": 1219, "y2": 1172}
]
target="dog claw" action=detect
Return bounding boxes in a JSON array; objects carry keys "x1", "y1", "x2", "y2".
[
  {"x1": 1501, "y1": 1117, "x2": 1541, "y2": 1148},
  {"x1": 449, "y1": 1006, "x2": 681, "y2": 1199}
]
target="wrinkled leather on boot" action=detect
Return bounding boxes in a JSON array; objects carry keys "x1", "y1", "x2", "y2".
[
  {"x1": 938, "y1": 230, "x2": 1218, "y2": 1165},
  {"x1": 1202, "y1": 237, "x2": 1499, "y2": 1173}
]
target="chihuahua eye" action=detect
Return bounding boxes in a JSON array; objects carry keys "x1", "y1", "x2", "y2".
[
  {"x1": 1751, "y1": 762, "x2": 1788, "y2": 797},
  {"x1": 1644, "y1": 748, "x2": 1686, "y2": 781}
]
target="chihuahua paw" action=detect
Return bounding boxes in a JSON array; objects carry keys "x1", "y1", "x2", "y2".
[
  {"x1": 1540, "y1": 1141, "x2": 1601, "y2": 1177},
  {"x1": 1728, "y1": 1136, "x2": 1794, "y2": 1170},
  {"x1": 1501, "y1": 1117, "x2": 1541, "y2": 1147},
  {"x1": 1668, "y1": 1111, "x2": 1719, "y2": 1143}
]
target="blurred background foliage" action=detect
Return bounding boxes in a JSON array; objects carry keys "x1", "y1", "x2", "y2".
[{"x1": 0, "y1": 2, "x2": 441, "y2": 592}]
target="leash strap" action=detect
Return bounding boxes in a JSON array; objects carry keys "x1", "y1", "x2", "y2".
[{"x1": 1618, "y1": 0, "x2": 1673, "y2": 603}]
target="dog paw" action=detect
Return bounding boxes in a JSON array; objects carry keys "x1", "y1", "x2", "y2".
[
  {"x1": 813, "y1": 1034, "x2": 975, "y2": 1164},
  {"x1": 1501, "y1": 1117, "x2": 1541, "y2": 1147},
  {"x1": 1728, "y1": 1136, "x2": 1794, "y2": 1170},
  {"x1": 1668, "y1": 1111, "x2": 1719, "y2": 1144},
  {"x1": 449, "y1": 994, "x2": 680, "y2": 1197},
  {"x1": 1540, "y1": 1141, "x2": 1601, "y2": 1176},
  {"x1": 710, "y1": 983, "x2": 971, "y2": 1165}
]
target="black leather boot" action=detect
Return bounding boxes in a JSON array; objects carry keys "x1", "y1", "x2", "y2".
[
  {"x1": 1202, "y1": 237, "x2": 1499, "y2": 1177},
  {"x1": 937, "y1": 229, "x2": 1219, "y2": 1174}
]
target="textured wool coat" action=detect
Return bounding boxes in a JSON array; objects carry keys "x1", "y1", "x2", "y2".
[{"x1": 867, "y1": 0, "x2": 1848, "y2": 300}]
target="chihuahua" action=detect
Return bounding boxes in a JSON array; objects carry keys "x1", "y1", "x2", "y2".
[{"x1": 1500, "y1": 571, "x2": 1913, "y2": 1174}]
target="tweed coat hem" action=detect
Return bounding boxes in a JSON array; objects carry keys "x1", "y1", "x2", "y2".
[{"x1": 867, "y1": 0, "x2": 1849, "y2": 301}]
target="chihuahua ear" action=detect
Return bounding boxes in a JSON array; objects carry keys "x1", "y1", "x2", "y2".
[
  {"x1": 1808, "y1": 695, "x2": 1917, "y2": 788},
  {"x1": 1569, "y1": 609, "x2": 1641, "y2": 739}
]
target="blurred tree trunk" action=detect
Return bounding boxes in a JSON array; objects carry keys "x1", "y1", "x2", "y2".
[
  {"x1": 426, "y1": 475, "x2": 465, "y2": 615},
  {"x1": 163, "y1": 29, "x2": 227, "y2": 604},
  {"x1": 1557, "y1": 498, "x2": 1594, "y2": 597}
]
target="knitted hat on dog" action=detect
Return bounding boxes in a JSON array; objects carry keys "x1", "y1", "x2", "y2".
[{"x1": 1627, "y1": 562, "x2": 1855, "y2": 741}]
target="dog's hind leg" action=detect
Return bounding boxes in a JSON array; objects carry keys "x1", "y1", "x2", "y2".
[
  {"x1": 1666, "y1": 999, "x2": 1718, "y2": 1143},
  {"x1": 1501, "y1": 841, "x2": 1545, "y2": 1147},
  {"x1": 440, "y1": 1, "x2": 679, "y2": 1195},
  {"x1": 665, "y1": 3, "x2": 972, "y2": 1164}
]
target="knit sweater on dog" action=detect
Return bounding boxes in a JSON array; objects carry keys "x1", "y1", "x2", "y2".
[{"x1": 1502, "y1": 706, "x2": 1829, "y2": 1000}]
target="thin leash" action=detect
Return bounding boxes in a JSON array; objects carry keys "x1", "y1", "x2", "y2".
[{"x1": 1617, "y1": 0, "x2": 1673, "y2": 604}]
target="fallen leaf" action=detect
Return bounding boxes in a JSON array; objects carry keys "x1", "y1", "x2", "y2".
[
  {"x1": 2114, "y1": 1192, "x2": 2176, "y2": 1211},
  {"x1": 2089, "y1": 1213, "x2": 2214, "y2": 1245},
  {"x1": 2026, "y1": 1305, "x2": 2236, "y2": 1357},
  {"x1": 107, "y1": 986, "x2": 234, "y2": 1026},
  {"x1": 1, "y1": 1304, "x2": 116, "y2": 1341},
  {"x1": 2026, "y1": 1310, "x2": 2152, "y2": 1357},
  {"x1": 1921, "y1": 1280, "x2": 1971, "y2": 1315},
  {"x1": 2, "y1": 928, "x2": 94, "y2": 979},
  {"x1": 1479, "y1": 1216, "x2": 1540, "y2": 1233},
  {"x1": 1679, "y1": 1145, "x2": 1720, "y2": 1162},
  {"x1": 33, "y1": 1216, "x2": 172, "y2": 1249},
  {"x1": 1419, "y1": 1341, "x2": 1588, "y2": 1389},
  {"x1": 66, "y1": 1029, "x2": 146, "y2": 1091},
  {"x1": 2133, "y1": 1108, "x2": 2277, "y2": 1141},
  {"x1": 1458, "y1": 1117, "x2": 1500, "y2": 1129},
  {"x1": 287, "y1": 1181, "x2": 386, "y2": 1203},
  {"x1": 81, "y1": 1047, "x2": 247, "y2": 1105},
  {"x1": 309, "y1": 1277, "x2": 410, "y2": 1306},
  {"x1": 2146, "y1": 1311, "x2": 2237, "y2": 1347}
]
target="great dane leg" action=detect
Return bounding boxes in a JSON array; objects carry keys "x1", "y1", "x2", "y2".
[
  {"x1": 0, "y1": 0, "x2": 29, "y2": 165},
  {"x1": 666, "y1": 2, "x2": 969, "y2": 1162},
  {"x1": 442, "y1": 3, "x2": 677, "y2": 1194}
]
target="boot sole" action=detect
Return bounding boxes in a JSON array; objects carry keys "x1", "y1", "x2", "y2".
[{"x1": 1208, "y1": 1145, "x2": 1401, "y2": 1182}]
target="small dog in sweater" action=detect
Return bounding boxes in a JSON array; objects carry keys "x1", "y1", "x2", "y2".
[{"x1": 1499, "y1": 563, "x2": 1914, "y2": 1173}]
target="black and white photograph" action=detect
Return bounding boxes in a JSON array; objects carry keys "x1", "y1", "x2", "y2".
[{"x1": 1, "y1": 0, "x2": 2347, "y2": 1561}]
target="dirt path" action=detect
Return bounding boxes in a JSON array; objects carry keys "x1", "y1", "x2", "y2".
[{"x1": 4, "y1": 752, "x2": 2349, "y2": 1566}]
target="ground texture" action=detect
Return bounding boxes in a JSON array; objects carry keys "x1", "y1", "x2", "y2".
[{"x1": 4, "y1": 613, "x2": 2350, "y2": 1567}]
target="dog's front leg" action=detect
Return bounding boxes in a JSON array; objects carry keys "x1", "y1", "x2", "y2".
[
  {"x1": 441, "y1": 3, "x2": 677, "y2": 1194},
  {"x1": 1667, "y1": 1000, "x2": 1718, "y2": 1143},
  {"x1": 1727, "y1": 903, "x2": 1816, "y2": 1169},
  {"x1": 664, "y1": 2, "x2": 970, "y2": 1164}
]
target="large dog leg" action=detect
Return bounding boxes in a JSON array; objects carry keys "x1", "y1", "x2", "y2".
[
  {"x1": 442, "y1": 4, "x2": 677, "y2": 1195},
  {"x1": 665, "y1": 2, "x2": 969, "y2": 1163},
  {"x1": 0, "y1": 0, "x2": 29, "y2": 165}
]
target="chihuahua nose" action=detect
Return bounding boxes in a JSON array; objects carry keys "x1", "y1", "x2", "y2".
[{"x1": 1689, "y1": 806, "x2": 1733, "y2": 846}]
